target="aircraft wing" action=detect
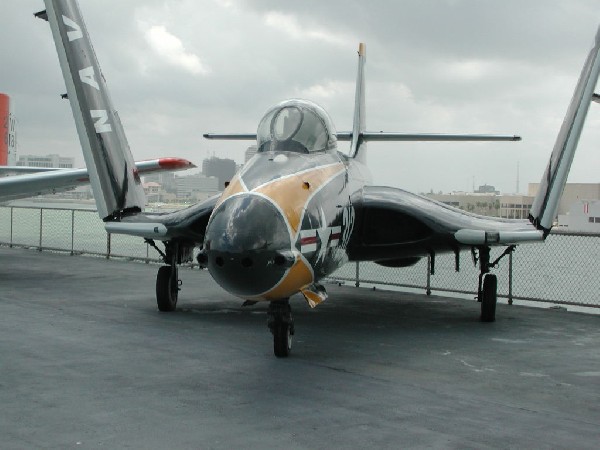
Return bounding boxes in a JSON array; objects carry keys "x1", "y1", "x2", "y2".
[
  {"x1": 347, "y1": 186, "x2": 543, "y2": 264},
  {"x1": 0, "y1": 157, "x2": 195, "y2": 202},
  {"x1": 104, "y1": 193, "x2": 219, "y2": 243},
  {"x1": 0, "y1": 167, "x2": 58, "y2": 174}
]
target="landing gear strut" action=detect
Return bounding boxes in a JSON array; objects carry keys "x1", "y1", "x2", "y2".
[
  {"x1": 147, "y1": 240, "x2": 191, "y2": 312},
  {"x1": 267, "y1": 299, "x2": 294, "y2": 357},
  {"x1": 474, "y1": 245, "x2": 515, "y2": 322}
]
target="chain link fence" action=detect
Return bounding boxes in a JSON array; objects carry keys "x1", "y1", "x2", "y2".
[
  {"x1": 1, "y1": 205, "x2": 599, "y2": 308},
  {"x1": 0, "y1": 205, "x2": 157, "y2": 261},
  {"x1": 331, "y1": 232, "x2": 600, "y2": 308}
]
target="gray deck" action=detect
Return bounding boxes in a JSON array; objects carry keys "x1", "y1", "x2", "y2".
[{"x1": 0, "y1": 246, "x2": 599, "y2": 449}]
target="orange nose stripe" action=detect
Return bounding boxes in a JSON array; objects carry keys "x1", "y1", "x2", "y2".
[
  {"x1": 255, "y1": 163, "x2": 345, "y2": 235},
  {"x1": 214, "y1": 174, "x2": 246, "y2": 209},
  {"x1": 262, "y1": 257, "x2": 313, "y2": 300}
]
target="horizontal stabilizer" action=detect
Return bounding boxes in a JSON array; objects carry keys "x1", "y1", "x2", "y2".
[
  {"x1": 337, "y1": 132, "x2": 521, "y2": 142},
  {"x1": 203, "y1": 132, "x2": 521, "y2": 142},
  {"x1": 203, "y1": 133, "x2": 257, "y2": 140}
]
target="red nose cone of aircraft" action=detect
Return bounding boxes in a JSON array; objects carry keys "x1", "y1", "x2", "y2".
[{"x1": 203, "y1": 194, "x2": 294, "y2": 298}]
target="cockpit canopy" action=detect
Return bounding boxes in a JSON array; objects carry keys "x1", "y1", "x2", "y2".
[{"x1": 256, "y1": 99, "x2": 337, "y2": 154}]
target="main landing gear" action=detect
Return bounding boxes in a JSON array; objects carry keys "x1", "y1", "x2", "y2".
[
  {"x1": 156, "y1": 264, "x2": 178, "y2": 312},
  {"x1": 147, "y1": 240, "x2": 193, "y2": 312},
  {"x1": 474, "y1": 245, "x2": 515, "y2": 322},
  {"x1": 267, "y1": 299, "x2": 294, "y2": 357}
]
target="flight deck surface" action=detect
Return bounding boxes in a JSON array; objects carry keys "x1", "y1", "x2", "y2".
[{"x1": 0, "y1": 247, "x2": 598, "y2": 448}]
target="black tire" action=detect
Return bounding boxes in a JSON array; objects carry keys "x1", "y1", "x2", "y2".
[
  {"x1": 273, "y1": 322, "x2": 292, "y2": 358},
  {"x1": 481, "y1": 273, "x2": 497, "y2": 322},
  {"x1": 156, "y1": 266, "x2": 178, "y2": 312}
]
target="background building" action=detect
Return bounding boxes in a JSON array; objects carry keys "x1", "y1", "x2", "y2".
[
  {"x1": 528, "y1": 183, "x2": 600, "y2": 216},
  {"x1": 202, "y1": 156, "x2": 236, "y2": 189},
  {"x1": 426, "y1": 192, "x2": 501, "y2": 216},
  {"x1": 0, "y1": 93, "x2": 17, "y2": 166},
  {"x1": 142, "y1": 172, "x2": 176, "y2": 194},
  {"x1": 558, "y1": 200, "x2": 600, "y2": 232},
  {"x1": 499, "y1": 195, "x2": 534, "y2": 219},
  {"x1": 175, "y1": 173, "x2": 219, "y2": 201},
  {"x1": 245, "y1": 145, "x2": 257, "y2": 163}
]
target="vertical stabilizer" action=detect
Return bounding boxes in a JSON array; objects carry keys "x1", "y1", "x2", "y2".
[
  {"x1": 529, "y1": 25, "x2": 600, "y2": 235},
  {"x1": 43, "y1": 0, "x2": 145, "y2": 220},
  {"x1": 350, "y1": 43, "x2": 367, "y2": 162}
]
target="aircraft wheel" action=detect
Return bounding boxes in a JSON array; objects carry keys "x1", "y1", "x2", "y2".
[
  {"x1": 480, "y1": 273, "x2": 497, "y2": 322},
  {"x1": 273, "y1": 322, "x2": 292, "y2": 358},
  {"x1": 156, "y1": 265, "x2": 178, "y2": 312}
]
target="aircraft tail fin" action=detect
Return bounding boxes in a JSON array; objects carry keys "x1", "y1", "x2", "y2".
[
  {"x1": 529, "y1": 25, "x2": 600, "y2": 236},
  {"x1": 41, "y1": 0, "x2": 146, "y2": 221},
  {"x1": 350, "y1": 43, "x2": 367, "y2": 162}
]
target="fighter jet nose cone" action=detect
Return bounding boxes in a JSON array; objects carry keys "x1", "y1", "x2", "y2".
[{"x1": 204, "y1": 194, "x2": 293, "y2": 297}]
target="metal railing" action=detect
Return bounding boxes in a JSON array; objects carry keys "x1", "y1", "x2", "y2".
[
  {"x1": 329, "y1": 232, "x2": 600, "y2": 308},
  {"x1": 1, "y1": 205, "x2": 599, "y2": 308},
  {"x1": 0, "y1": 205, "x2": 154, "y2": 261}
]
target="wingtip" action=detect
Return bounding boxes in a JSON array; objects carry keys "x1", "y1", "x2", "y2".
[{"x1": 157, "y1": 157, "x2": 197, "y2": 170}]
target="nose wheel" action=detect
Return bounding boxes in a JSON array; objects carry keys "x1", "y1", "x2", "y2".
[{"x1": 267, "y1": 300, "x2": 294, "y2": 357}]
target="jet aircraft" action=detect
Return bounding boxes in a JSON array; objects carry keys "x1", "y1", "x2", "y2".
[{"x1": 38, "y1": 0, "x2": 600, "y2": 357}]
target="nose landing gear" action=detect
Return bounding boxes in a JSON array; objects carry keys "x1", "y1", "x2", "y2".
[{"x1": 267, "y1": 299, "x2": 294, "y2": 357}]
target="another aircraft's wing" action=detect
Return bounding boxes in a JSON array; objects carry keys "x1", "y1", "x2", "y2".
[
  {"x1": 0, "y1": 157, "x2": 195, "y2": 202},
  {"x1": 347, "y1": 186, "x2": 543, "y2": 264},
  {"x1": 0, "y1": 167, "x2": 57, "y2": 174}
]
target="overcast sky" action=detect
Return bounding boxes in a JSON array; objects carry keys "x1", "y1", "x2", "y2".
[{"x1": 2, "y1": 0, "x2": 599, "y2": 194}]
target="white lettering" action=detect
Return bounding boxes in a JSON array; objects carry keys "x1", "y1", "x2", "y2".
[
  {"x1": 90, "y1": 110, "x2": 112, "y2": 133},
  {"x1": 341, "y1": 203, "x2": 355, "y2": 249},
  {"x1": 62, "y1": 15, "x2": 83, "y2": 41},
  {"x1": 79, "y1": 66, "x2": 100, "y2": 90}
]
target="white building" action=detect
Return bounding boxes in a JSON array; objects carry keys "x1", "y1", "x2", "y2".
[
  {"x1": 175, "y1": 173, "x2": 219, "y2": 200},
  {"x1": 558, "y1": 200, "x2": 600, "y2": 232},
  {"x1": 529, "y1": 183, "x2": 600, "y2": 216}
]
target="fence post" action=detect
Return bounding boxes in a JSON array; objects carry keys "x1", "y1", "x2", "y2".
[
  {"x1": 426, "y1": 254, "x2": 432, "y2": 296},
  {"x1": 508, "y1": 251, "x2": 513, "y2": 305},
  {"x1": 38, "y1": 208, "x2": 43, "y2": 251},
  {"x1": 106, "y1": 233, "x2": 111, "y2": 259},
  {"x1": 355, "y1": 261, "x2": 360, "y2": 287},
  {"x1": 9, "y1": 207, "x2": 13, "y2": 247},
  {"x1": 70, "y1": 210, "x2": 75, "y2": 256},
  {"x1": 146, "y1": 242, "x2": 149, "y2": 263}
]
